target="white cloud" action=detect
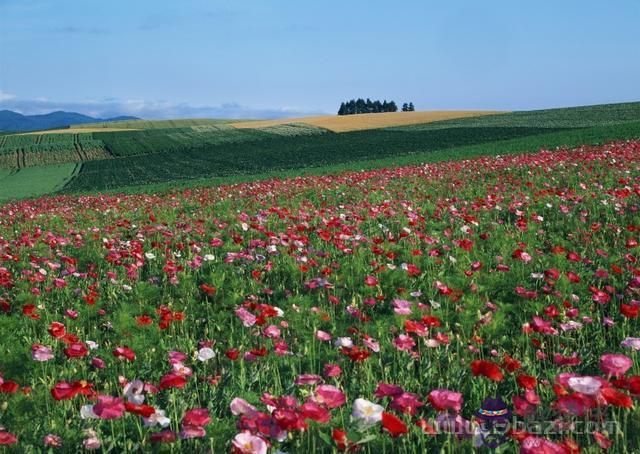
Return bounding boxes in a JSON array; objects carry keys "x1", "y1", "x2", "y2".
[
  {"x1": 0, "y1": 91, "x2": 16, "y2": 102},
  {"x1": 0, "y1": 95, "x2": 326, "y2": 119}
]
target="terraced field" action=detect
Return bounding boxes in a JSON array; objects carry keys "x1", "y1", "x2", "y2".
[{"x1": 0, "y1": 132, "x2": 111, "y2": 169}]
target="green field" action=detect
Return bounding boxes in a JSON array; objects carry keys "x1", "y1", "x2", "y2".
[
  {"x1": 389, "y1": 101, "x2": 640, "y2": 130},
  {"x1": 63, "y1": 126, "x2": 561, "y2": 191},
  {"x1": 0, "y1": 163, "x2": 78, "y2": 200},
  {"x1": 97, "y1": 123, "x2": 327, "y2": 157},
  {"x1": 0, "y1": 102, "x2": 639, "y2": 202},
  {"x1": 67, "y1": 120, "x2": 640, "y2": 197}
]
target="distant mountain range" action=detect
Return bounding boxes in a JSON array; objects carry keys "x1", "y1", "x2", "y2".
[{"x1": 0, "y1": 110, "x2": 140, "y2": 132}]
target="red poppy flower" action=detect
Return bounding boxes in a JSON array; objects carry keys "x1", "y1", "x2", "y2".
[
  {"x1": 502, "y1": 354, "x2": 522, "y2": 372},
  {"x1": 516, "y1": 374, "x2": 537, "y2": 389},
  {"x1": 151, "y1": 430, "x2": 177, "y2": 443},
  {"x1": 182, "y1": 408, "x2": 212, "y2": 426},
  {"x1": 601, "y1": 387, "x2": 633, "y2": 408},
  {"x1": 51, "y1": 381, "x2": 93, "y2": 401},
  {"x1": 200, "y1": 283, "x2": 216, "y2": 295},
  {"x1": 136, "y1": 315, "x2": 153, "y2": 326},
  {"x1": 364, "y1": 275, "x2": 378, "y2": 286},
  {"x1": 48, "y1": 322, "x2": 66, "y2": 338},
  {"x1": 332, "y1": 428, "x2": 348, "y2": 451},
  {"x1": 0, "y1": 380, "x2": 19, "y2": 394},
  {"x1": 113, "y1": 346, "x2": 136, "y2": 361},
  {"x1": 226, "y1": 348, "x2": 240, "y2": 360},
  {"x1": 381, "y1": 412, "x2": 408, "y2": 437},
  {"x1": 125, "y1": 402, "x2": 156, "y2": 417},
  {"x1": 471, "y1": 360, "x2": 504, "y2": 382},
  {"x1": 159, "y1": 373, "x2": 188, "y2": 390},
  {"x1": 0, "y1": 431, "x2": 17, "y2": 445},
  {"x1": 64, "y1": 342, "x2": 88, "y2": 358}
]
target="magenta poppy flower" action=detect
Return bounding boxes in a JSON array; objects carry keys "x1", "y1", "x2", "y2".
[
  {"x1": 314, "y1": 385, "x2": 346, "y2": 408},
  {"x1": 300, "y1": 401, "x2": 331, "y2": 423},
  {"x1": 427, "y1": 389, "x2": 463, "y2": 412},
  {"x1": 182, "y1": 408, "x2": 211, "y2": 427},
  {"x1": 599, "y1": 353, "x2": 633, "y2": 377},
  {"x1": 374, "y1": 383, "x2": 404, "y2": 398},
  {"x1": 323, "y1": 363, "x2": 342, "y2": 378},
  {"x1": 393, "y1": 334, "x2": 416, "y2": 351},
  {"x1": 92, "y1": 395, "x2": 125, "y2": 419}
]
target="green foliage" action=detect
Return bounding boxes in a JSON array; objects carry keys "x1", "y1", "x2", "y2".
[{"x1": 64, "y1": 126, "x2": 559, "y2": 192}]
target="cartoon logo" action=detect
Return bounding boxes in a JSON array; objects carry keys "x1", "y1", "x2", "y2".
[{"x1": 474, "y1": 397, "x2": 511, "y2": 449}]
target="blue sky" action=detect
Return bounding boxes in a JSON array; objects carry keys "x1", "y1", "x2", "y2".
[{"x1": 0, "y1": 0, "x2": 638, "y2": 119}]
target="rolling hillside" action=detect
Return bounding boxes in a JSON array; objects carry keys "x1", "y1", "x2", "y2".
[
  {"x1": 1, "y1": 102, "x2": 640, "y2": 201},
  {"x1": 230, "y1": 110, "x2": 503, "y2": 132}
]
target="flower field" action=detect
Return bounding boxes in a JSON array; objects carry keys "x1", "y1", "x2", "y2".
[{"x1": 0, "y1": 140, "x2": 639, "y2": 452}]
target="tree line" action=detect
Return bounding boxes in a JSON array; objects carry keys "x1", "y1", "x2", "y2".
[{"x1": 338, "y1": 99, "x2": 415, "y2": 115}]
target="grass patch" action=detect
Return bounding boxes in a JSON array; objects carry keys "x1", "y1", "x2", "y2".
[{"x1": 0, "y1": 163, "x2": 78, "y2": 201}]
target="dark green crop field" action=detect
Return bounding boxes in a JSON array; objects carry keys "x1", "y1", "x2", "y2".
[{"x1": 1, "y1": 101, "x2": 639, "y2": 201}]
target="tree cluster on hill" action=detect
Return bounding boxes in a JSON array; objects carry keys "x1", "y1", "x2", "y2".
[{"x1": 338, "y1": 99, "x2": 415, "y2": 115}]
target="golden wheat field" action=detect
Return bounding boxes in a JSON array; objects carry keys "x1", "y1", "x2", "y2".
[{"x1": 231, "y1": 110, "x2": 505, "y2": 132}]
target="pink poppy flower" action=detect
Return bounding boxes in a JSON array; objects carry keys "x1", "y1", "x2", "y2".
[
  {"x1": 599, "y1": 354, "x2": 633, "y2": 377},
  {"x1": 323, "y1": 363, "x2": 342, "y2": 378},
  {"x1": 92, "y1": 395, "x2": 125, "y2": 419},
  {"x1": 236, "y1": 308, "x2": 257, "y2": 327},
  {"x1": 31, "y1": 344, "x2": 54, "y2": 361},
  {"x1": 168, "y1": 351, "x2": 188, "y2": 364},
  {"x1": 363, "y1": 336, "x2": 380, "y2": 352},
  {"x1": 314, "y1": 385, "x2": 346, "y2": 408},
  {"x1": 391, "y1": 299, "x2": 412, "y2": 315},
  {"x1": 315, "y1": 330, "x2": 331, "y2": 341},
  {"x1": 232, "y1": 432, "x2": 268, "y2": 454},
  {"x1": 43, "y1": 434, "x2": 62, "y2": 448},
  {"x1": 393, "y1": 334, "x2": 416, "y2": 351},
  {"x1": 229, "y1": 398, "x2": 258, "y2": 417},
  {"x1": 427, "y1": 389, "x2": 463, "y2": 412},
  {"x1": 263, "y1": 325, "x2": 281, "y2": 339},
  {"x1": 567, "y1": 376, "x2": 604, "y2": 395}
]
